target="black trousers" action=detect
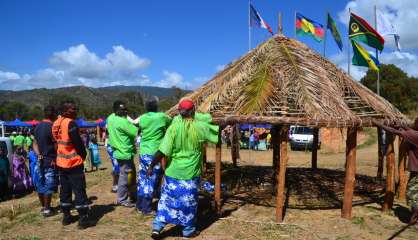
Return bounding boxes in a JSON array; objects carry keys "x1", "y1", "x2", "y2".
[{"x1": 59, "y1": 165, "x2": 89, "y2": 213}]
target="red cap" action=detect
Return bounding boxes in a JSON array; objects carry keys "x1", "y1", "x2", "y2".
[{"x1": 178, "y1": 99, "x2": 194, "y2": 110}]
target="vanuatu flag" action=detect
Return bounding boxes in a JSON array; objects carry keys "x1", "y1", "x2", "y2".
[
  {"x1": 296, "y1": 12, "x2": 324, "y2": 42},
  {"x1": 327, "y1": 13, "x2": 343, "y2": 51},
  {"x1": 349, "y1": 12, "x2": 384, "y2": 51},
  {"x1": 352, "y1": 41, "x2": 380, "y2": 71}
]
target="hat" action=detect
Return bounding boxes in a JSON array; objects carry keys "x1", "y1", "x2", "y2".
[{"x1": 178, "y1": 99, "x2": 194, "y2": 110}]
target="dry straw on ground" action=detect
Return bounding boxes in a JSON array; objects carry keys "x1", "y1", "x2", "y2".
[{"x1": 168, "y1": 35, "x2": 409, "y2": 128}]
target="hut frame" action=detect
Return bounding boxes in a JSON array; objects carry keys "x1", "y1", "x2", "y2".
[{"x1": 168, "y1": 35, "x2": 410, "y2": 222}]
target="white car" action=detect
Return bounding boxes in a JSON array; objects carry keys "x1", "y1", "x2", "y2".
[
  {"x1": 0, "y1": 137, "x2": 13, "y2": 166},
  {"x1": 289, "y1": 126, "x2": 320, "y2": 151}
]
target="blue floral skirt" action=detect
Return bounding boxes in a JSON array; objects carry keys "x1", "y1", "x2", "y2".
[
  {"x1": 155, "y1": 175, "x2": 200, "y2": 227},
  {"x1": 137, "y1": 154, "x2": 162, "y2": 199}
]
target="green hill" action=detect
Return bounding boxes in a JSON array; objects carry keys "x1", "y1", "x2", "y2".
[{"x1": 0, "y1": 85, "x2": 188, "y2": 120}]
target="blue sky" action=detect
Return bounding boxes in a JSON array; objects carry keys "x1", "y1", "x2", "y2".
[{"x1": 0, "y1": 0, "x2": 417, "y2": 90}]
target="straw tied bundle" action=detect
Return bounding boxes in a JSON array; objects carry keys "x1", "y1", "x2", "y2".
[{"x1": 168, "y1": 35, "x2": 409, "y2": 128}]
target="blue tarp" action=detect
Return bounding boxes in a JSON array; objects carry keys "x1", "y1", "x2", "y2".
[
  {"x1": 76, "y1": 118, "x2": 97, "y2": 128},
  {"x1": 5, "y1": 119, "x2": 32, "y2": 127},
  {"x1": 240, "y1": 124, "x2": 272, "y2": 130}
]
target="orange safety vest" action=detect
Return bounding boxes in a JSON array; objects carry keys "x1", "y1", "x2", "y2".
[{"x1": 52, "y1": 116, "x2": 83, "y2": 168}]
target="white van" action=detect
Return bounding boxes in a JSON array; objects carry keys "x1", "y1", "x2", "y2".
[
  {"x1": 0, "y1": 137, "x2": 13, "y2": 166},
  {"x1": 289, "y1": 126, "x2": 320, "y2": 151}
]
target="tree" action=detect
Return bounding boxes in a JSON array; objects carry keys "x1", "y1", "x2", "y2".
[{"x1": 361, "y1": 64, "x2": 418, "y2": 113}]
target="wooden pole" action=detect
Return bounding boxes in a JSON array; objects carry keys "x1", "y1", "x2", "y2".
[
  {"x1": 377, "y1": 127, "x2": 384, "y2": 179},
  {"x1": 278, "y1": 12, "x2": 283, "y2": 34},
  {"x1": 311, "y1": 128, "x2": 319, "y2": 170},
  {"x1": 342, "y1": 127, "x2": 357, "y2": 219},
  {"x1": 383, "y1": 133, "x2": 395, "y2": 212},
  {"x1": 276, "y1": 126, "x2": 289, "y2": 223},
  {"x1": 96, "y1": 126, "x2": 101, "y2": 142},
  {"x1": 202, "y1": 144, "x2": 207, "y2": 174},
  {"x1": 215, "y1": 131, "x2": 222, "y2": 215},
  {"x1": 231, "y1": 124, "x2": 240, "y2": 167},
  {"x1": 271, "y1": 125, "x2": 280, "y2": 186},
  {"x1": 397, "y1": 137, "x2": 408, "y2": 202}
]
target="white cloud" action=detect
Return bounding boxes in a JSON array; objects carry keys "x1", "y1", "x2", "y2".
[
  {"x1": 215, "y1": 64, "x2": 226, "y2": 72},
  {"x1": 0, "y1": 44, "x2": 190, "y2": 90},
  {"x1": 338, "y1": 0, "x2": 418, "y2": 49},
  {"x1": 156, "y1": 70, "x2": 184, "y2": 88}
]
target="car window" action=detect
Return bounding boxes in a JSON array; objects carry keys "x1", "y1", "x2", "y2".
[{"x1": 293, "y1": 127, "x2": 313, "y2": 135}]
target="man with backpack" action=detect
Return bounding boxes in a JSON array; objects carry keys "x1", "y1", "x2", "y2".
[{"x1": 33, "y1": 105, "x2": 58, "y2": 217}]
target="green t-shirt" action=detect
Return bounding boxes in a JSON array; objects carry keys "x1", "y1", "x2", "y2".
[
  {"x1": 25, "y1": 136, "x2": 32, "y2": 147},
  {"x1": 159, "y1": 117, "x2": 219, "y2": 180},
  {"x1": 139, "y1": 112, "x2": 171, "y2": 155},
  {"x1": 106, "y1": 113, "x2": 116, "y2": 147},
  {"x1": 107, "y1": 114, "x2": 138, "y2": 160},
  {"x1": 9, "y1": 136, "x2": 15, "y2": 144},
  {"x1": 13, "y1": 135, "x2": 25, "y2": 147}
]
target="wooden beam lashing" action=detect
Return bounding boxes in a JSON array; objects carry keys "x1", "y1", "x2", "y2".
[
  {"x1": 215, "y1": 131, "x2": 222, "y2": 215},
  {"x1": 383, "y1": 133, "x2": 395, "y2": 212},
  {"x1": 397, "y1": 137, "x2": 408, "y2": 202},
  {"x1": 276, "y1": 126, "x2": 289, "y2": 223},
  {"x1": 311, "y1": 128, "x2": 319, "y2": 170},
  {"x1": 377, "y1": 127, "x2": 384, "y2": 179},
  {"x1": 342, "y1": 127, "x2": 357, "y2": 219}
]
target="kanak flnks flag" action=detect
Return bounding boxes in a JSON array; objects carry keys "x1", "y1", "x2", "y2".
[
  {"x1": 327, "y1": 13, "x2": 343, "y2": 51},
  {"x1": 296, "y1": 13, "x2": 325, "y2": 42},
  {"x1": 352, "y1": 41, "x2": 380, "y2": 71},
  {"x1": 349, "y1": 12, "x2": 385, "y2": 51},
  {"x1": 250, "y1": 4, "x2": 273, "y2": 35}
]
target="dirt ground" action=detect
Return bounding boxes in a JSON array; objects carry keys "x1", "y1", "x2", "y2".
[{"x1": 1, "y1": 138, "x2": 417, "y2": 240}]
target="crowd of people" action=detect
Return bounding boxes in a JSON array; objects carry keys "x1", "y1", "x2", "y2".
[
  {"x1": 1, "y1": 97, "x2": 418, "y2": 237},
  {"x1": 0, "y1": 96, "x2": 219, "y2": 238}
]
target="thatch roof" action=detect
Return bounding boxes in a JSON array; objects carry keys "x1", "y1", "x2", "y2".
[{"x1": 168, "y1": 35, "x2": 409, "y2": 127}]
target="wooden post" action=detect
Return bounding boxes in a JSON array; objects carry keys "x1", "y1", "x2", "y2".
[
  {"x1": 278, "y1": 12, "x2": 283, "y2": 34},
  {"x1": 397, "y1": 137, "x2": 408, "y2": 202},
  {"x1": 342, "y1": 127, "x2": 357, "y2": 219},
  {"x1": 271, "y1": 125, "x2": 280, "y2": 186},
  {"x1": 383, "y1": 133, "x2": 395, "y2": 212},
  {"x1": 377, "y1": 127, "x2": 384, "y2": 179},
  {"x1": 276, "y1": 126, "x2": 288, "y2": 223},
  {"x1": 215, "y1": 131, "x2": 222, "y2": 215},
  {"x1": 202, "y1": 144, "x2": 207, "y2": 174},
  {"x1": 311, "y1": 128, "x2": 319, "y2": 170},
  {"x1": 231, "y1": 124, "x2": 240, "y2": 167},
  {"x1": 96, "y1": 126, "x2": 101, "y2": 142}
]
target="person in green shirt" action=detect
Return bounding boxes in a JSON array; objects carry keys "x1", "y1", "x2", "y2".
[
  {"x1": 24, "y1": 132, "x2": 33, "y2": 151},
  {"x1": 13, "y1": 132, "x2": 25, "y2": 149},
  {"x1": 106, "y1": 112, "x2": 120, "y2": 193},
  {"x1": 147, "y1": 98, "x2": 219, "y2": 239},
  {"x1": 136, "y1": 97, "x2": 171, "y2": 215},
  {"x1": 107, "y1": 100, "x2": 138, "y2": 208}
]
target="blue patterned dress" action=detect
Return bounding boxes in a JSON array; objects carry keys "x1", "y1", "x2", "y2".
[
  {"x1": 137, "y1": 154, "x2": 162, "y2": 199},
  {"x1": 154, "y1": 175, "x2": 200, "y2": 227}
]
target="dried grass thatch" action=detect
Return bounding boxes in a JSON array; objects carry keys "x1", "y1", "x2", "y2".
[{"x1": 168, "y1": 35, "x2": 409, "y2": 127}]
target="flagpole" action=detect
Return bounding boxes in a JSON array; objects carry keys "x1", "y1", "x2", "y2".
[
  {"x1": 374, "y1": 5, "x2": 380, "y2": 96},
  {"x1": 323, "y1": 12, "x2": 327, "y2": 57},
  {"x1": 347, "y1": 8, "x2": 351, "y2": 75},
  {"x1": 248, "y1": 0, "x2": 251, "y2": 52},
  {"x1": 294, "y1": 11, "x2": 296, "y2": 38}
]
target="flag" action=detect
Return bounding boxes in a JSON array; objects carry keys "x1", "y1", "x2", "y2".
[
  {"x1": 250, "y1": 4, "x2": 273, "y2": 35},
  {"x1": 349, "y1": 12, "x2": 385, "y2": 51},
  {"x1": 352, "y1": 41, "x2": 380, "y2": 71},
  {"x1": 295, "y1": 12, "x2": 325, "y2": 42},
  {"x1": 327, "y1": 13, "x2": 343, "y2": 51},
  {"x1": 376, "y1": 10, "x2": 401, "y2": 51},
  {"x1": 394, "y1": 34, "x2": 401, "y2": 51}
]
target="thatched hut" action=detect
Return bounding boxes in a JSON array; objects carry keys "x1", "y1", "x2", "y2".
[{"x1": 168, "y1": 35, "x2": 409, "y2": 222}]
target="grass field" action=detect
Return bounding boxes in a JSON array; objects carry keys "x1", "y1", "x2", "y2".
[{"x1": 0, "y1": 138, "x2": 417, "y2": 239}]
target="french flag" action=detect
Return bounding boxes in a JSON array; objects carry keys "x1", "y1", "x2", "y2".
[{"x1": 250, "y1": 4, "x2": 273, "y2": 35}]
